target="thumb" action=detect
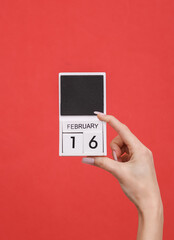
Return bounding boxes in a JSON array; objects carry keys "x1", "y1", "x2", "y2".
[{"x1": 82, "y1": 156, "x2": 122, "y2": 180}]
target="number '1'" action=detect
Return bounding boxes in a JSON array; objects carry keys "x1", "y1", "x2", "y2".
[{"x1": 71, "y1": 136, "x2": 75, "y2": 148}]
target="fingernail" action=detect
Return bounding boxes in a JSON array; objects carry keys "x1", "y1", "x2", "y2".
[
  {"x1": 94, "y1": 111, "x2": 106, "y2": 116},
  {"x1": 82, "y1": 158, "x2": 94, "y2": 165},
  {"x1": 113, "y1": 150, "x2": 118, "y2": 161}
]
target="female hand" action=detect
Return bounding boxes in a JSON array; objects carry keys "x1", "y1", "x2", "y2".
[{"x1": 82, "y1": 113, "x2": 163, "y2": 240}]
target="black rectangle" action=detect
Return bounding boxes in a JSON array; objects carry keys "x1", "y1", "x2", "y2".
[{"x1": 60, "y1": 75, "x2": 104, "y2": 115}]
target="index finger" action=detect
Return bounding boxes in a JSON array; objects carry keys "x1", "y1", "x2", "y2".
[{"x1": 94, "y1": 112, "x2": 141, "y2": 148}]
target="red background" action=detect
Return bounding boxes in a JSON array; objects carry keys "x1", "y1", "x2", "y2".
[{"x1": 0, "y1": 0, "x2": 174, "y2": 239}]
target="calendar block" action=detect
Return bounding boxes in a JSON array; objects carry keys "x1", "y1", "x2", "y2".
[
  {"x1": 59, "y1": 72, "x2": 107, "y2": 156},
  {"x1": 63, "y1": 133, "x2": 83, "y2": 155},
  {"x1": 84, "y1": 132, "x2": 103, "y2": 154}
]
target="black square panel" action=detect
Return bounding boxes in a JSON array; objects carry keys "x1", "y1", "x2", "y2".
[{"x1": 61, "y1": 75, "x2": 104, "y2": 115}]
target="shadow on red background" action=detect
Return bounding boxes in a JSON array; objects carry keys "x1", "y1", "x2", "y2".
[{"x1": 0, "y1": 0, "x2": 174, "y2": 239}]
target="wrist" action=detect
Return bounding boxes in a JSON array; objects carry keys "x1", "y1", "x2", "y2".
[
  {"x1": 138, "y1": 197, "x2": 163, "y2": 222},
  {"x1": 137, "y1": 199, "x2": 164, "y2": 240}
]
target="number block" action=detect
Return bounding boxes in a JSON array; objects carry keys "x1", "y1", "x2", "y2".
[
  {"x1": 63, "y1": 133, "x2": 83, "y2": 154},
  {"x1": 84, "y1": 132, "x2": 103, "y2": 154}
]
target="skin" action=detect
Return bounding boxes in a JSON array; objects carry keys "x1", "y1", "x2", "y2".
[{"x1": 82, "y1": 113, "x2": 163, "y2": 240}]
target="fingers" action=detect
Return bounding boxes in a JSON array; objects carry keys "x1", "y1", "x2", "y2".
[
  {"x1": 96, "y1": 113, "x2": 141, "y2": 148},
  {"x1": 94, "y1": 157, "x2": 115, "y2": 173},
  {"x1": 110, "y1": 135, "x2": 124, "y2": 157},
  {"x1": 119, "y1": 153, "x2": 130, "y2": 162},
  {"x1": 82, "y1": 156, "x2": 122, "y2": 180}
]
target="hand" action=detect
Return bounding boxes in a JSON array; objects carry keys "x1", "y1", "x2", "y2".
[{"x1": 82, "y1": 113, "x2": 163, "y2": 240}]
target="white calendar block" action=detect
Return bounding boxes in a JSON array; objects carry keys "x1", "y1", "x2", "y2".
[
  {"x1": 84, "y1": 132, "x2": 103, "y2": 154},
  {"x1": 63, "y1": 133, "x2": 83, "y2": 154},
  {"x1": 59, "y1": 72, "x2": 107, "y2": 156}
]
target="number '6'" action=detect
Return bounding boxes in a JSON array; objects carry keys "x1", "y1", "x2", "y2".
[{"x1": 89, "y1": 136, "x2": 98, "y2": 149}]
